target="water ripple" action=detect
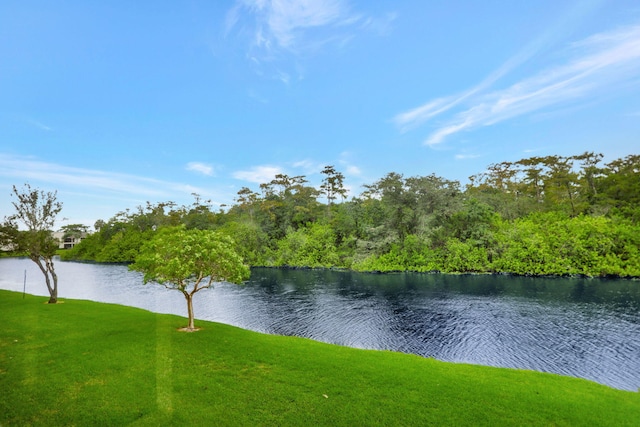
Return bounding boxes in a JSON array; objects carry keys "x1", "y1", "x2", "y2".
[{"x1": 0, "y1": 259, "x2": 638, "y2": 391}]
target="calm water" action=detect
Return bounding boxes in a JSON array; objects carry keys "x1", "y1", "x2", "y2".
[{"x1": 1, "y1": 257, "x2": 639, "y2": 391}]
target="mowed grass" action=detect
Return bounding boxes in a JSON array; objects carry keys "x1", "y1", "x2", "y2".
[{"x1": 1, "y1": 290, "x2": 638, "y2": 426}]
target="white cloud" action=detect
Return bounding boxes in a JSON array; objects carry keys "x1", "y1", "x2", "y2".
[
  {"x1": 393, "y1": 10, "x2": 564, "y2": 133},
  {"x1": 396, "y1": 21, "x2": 640, "y2": 147},
  {"x1": 186, "y1": 162, "x2": 214, "y2": 176},
  {"x1": 292, "y1": 159, "x2": 315, "y2": 169},
  {"x1": 0, "y1": 154, "x2": 236, "y2": 227},
  {"x1": 231, "y1": 0, "x2": 351, "y2": 52},
  {"x1": 291, "y1": 159, "x2": 323, "y2": 175},
  {"x1": 267, "y1": 0, "x2": 346, "y2": 49},
  {"x1": 226, "y1": 0, "x2": 391, "y2": 83},
  {"x1": 0, "y1": 153, "x2": 202, "y2": 200},
  {"x1": 233, "y1": 160, "x2": 359, "y2": 186},
  {"x1": 425, "y1": 117, "x2": 476, "y2": 147},
  {"x1": 393, "y1": 50, "x2": 539, "y2": 135},
  {"x1": 337, "y1": 151, "x2": 362, "y2": 176},
  {"x1": 345, "y1": 165, "x2": 361, "y2": 175},
  {"x1": 233, "y1": 165, "x2": 283, "y2": 183},
  {"x1": 455, "y1": 153, "x2": 481, "y2": 160},
  {"x1": 393, "y1": 97, "x2": 459, "y2": 133}
]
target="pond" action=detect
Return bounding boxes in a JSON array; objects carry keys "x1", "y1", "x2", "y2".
[{"x1": 1, "y1": 257, "x2": 639, "y2": 391}]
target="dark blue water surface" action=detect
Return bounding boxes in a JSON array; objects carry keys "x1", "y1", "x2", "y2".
[{"x1": 1, "y1": 258, "x2": 638, "y2": 391}]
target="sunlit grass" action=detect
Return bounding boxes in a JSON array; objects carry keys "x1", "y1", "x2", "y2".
[{"x1": 1, "y1": 290, "x2": 638, "y2": 426}]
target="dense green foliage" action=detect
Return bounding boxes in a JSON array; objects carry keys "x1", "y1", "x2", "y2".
[
  {"x1": 61, "y1": 152, "x2": 640, "y2": 277},
  {"x1": 130, "y1": 226, "x2": 250, "y2": 330},
  {"x1": 2, "y1": 290, "x2": 638, "y2": 426}
]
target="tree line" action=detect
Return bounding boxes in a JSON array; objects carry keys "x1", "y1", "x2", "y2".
[{"x1": 59, "y1": 153, "x2": 640, "y2": 277}]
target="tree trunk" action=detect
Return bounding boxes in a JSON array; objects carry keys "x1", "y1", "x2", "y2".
[
  {"x1": 47, "y1": 275, "x2": 58, "y2": 303},
  {"x1": 565, "y1": 182, "x2": 576, "y2": 216},
  {"x1": 46, "y1": 257, "x2": 58, "y2": 304},
  {"x1": 33, "y1": 256, "x2": 58, "y2": 304},
  {"x1": 185, "y1": 293, "x2": 195, "y2": 330}
]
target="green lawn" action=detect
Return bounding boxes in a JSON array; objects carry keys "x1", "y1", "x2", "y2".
[{"x1": 1, "y1": 290, "x2": 638, "y2": 426}]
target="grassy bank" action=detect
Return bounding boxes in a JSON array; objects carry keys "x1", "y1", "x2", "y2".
[{"x1": 1, "y1": 290, "x2": 638, "y2": 426}]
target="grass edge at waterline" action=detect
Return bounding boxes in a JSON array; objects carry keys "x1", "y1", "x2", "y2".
[{"x1": 1, "y1": 290, "x2": 638, "y2": 426}]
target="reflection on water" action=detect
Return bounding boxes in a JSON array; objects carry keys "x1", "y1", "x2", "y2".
[{"x1": 1, "y1": 258, "x2": 638, "y2": 391}]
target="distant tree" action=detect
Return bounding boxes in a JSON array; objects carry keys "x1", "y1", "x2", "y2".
[
  {"x1": 362, "y1": 172, "x2": 462, "y2": 244},
  {"x1": 4, "y1": 184, "x2": 63, "y2": 304},
  {"x1": 181, "y1": 196, "x2": 217, "y2": 230},
  {"x1": 130, "y1": 226, "x2": 250, "y2": 331},
  {"x1": 234, "y1": 187, "x2": 260, "y2": 223},
  {"x1": 515, "y1": 156, "x2": 546, "y2": 205},
  {"x1": 320, "y1": 165, "x2": 347, "y2": 208},
  {"x1": 467, "y1": 160, "x2": 534, "y2": 219},
  {"x1": 440, "y1": 198, "x2": 498, "y2": 248},
  {"x1": 60, "y1": 223, "x2": 88, "y2": 240},
  {"x1": 363, "y1": 172, "x2": 413, "y2": 242},
  {"x1": 254, "y1": 173, "x2": 320, "y2": 240},
  {"x1": 0, "y1": 222, "x2": 17, "y2": 251},
  {"x1": 94, "y1": 219, "x2": 106, "y2": 232},
  {"x1": 574, "y1": 151, "x2": 603, "y2": 202},
  {"x1": 598, "y1": 154, "x2": 640, "y2": 221},
  {"x1": 541, "y1": 155, "x2": 582, "y2": 215}
]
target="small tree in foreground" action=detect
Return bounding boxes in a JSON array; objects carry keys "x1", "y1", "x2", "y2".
[
  {"x1": 130, "y1": 225, "x2": 250, "y2": 331},
  {"x1": 4, "y1": 184, "x2": 63, "y2": 304}
]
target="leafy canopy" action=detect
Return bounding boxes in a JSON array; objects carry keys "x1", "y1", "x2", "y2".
[{"x1": 131, "y1": 225, "x2": 250, "y2": 291}]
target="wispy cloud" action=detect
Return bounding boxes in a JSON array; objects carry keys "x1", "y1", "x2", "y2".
[
  {"x1": 226, "y1": 1, "x2": 392, "y2": 82},
  {"x1": 338, "y1": 151, "x2": 361, "y2": 176},
  {"x1": 359, "y1": 12, "x2": 397, "y2": 36},
  {"x1": 344, "y1": 165, "x2": 361, "y2": 175},
  {"x1": 232, "y1": 159, "x2": 360, "y2": 186},
  {"x1": 228, "y1": 0, "x2": 354, "y2": 53},
  {"x1": 26, "y1": 118, "x2": 52, "y2": 131},
  {"x1": 0, "y1": 154, "x2": 203, "y2": 200},
  {"x1": 291, "y1": 159, "x2": 322, "y2": 175},
  {"x1": 395, "y1": 21, "x2": 640, "y2": 147},
  {"x1": 186, "y1": 162, "x2": 214, "y2": 176},
  {"x1": 455, "y1": 153, "x2": 481, "y2": 160},
  {"x1": 393, "y1": 6, "x2": 569, "y2": 133},
  {"x1": 233, "y1": 165, "x2": 283, "y2": 183},
  {"x1": 392, "y1": 48, "x2": 539, "y2": 134}
]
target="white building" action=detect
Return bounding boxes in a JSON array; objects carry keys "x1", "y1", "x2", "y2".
[{"x1": 52, "y1": 232, "x2": 88, "y2": 249}]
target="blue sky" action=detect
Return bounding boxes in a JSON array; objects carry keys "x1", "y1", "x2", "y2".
[{"x1": 2, "y1": 0, "x2": 639, "y2": 228}]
